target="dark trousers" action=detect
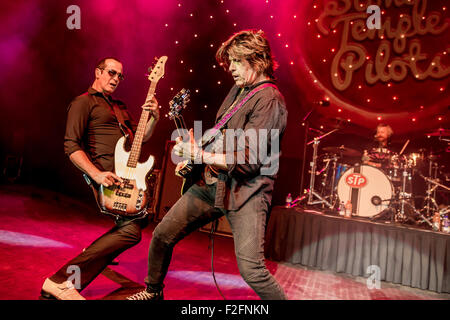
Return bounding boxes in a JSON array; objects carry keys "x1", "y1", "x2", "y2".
[
  {"x1": 50, "y1": 218, "x2": 147, "y2": 291},
  {"x1": 145, "y1": 183, "x2": 286, "y2": 300}
]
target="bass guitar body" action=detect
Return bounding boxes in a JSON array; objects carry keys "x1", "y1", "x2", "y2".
[{"x1": 96, "y1": 136, "x2": 155, "y2": 218}]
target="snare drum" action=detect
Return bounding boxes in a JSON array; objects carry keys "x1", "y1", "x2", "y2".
[{"x1": 337, "y1": 164, "x2": 394, "y2": 217}]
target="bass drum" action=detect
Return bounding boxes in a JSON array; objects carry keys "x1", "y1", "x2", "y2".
[{"x1": 337, "y1": 164, "x2": 393, "y2": 217}]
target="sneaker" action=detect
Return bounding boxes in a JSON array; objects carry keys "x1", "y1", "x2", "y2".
[
  {"x1": 127, "y1": 289, "x2": 163, "y2": 300},
  {"x1": 40, "y1": 278, "x2": 86, "y2": 300}
]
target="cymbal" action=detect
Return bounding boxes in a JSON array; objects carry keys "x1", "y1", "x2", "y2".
[
  {"x1": 323, "y1": 145, "x2": 361, "y2": 157},
  {"x1": 425, "y1": 129, "x2": 450, "y2": 136}
]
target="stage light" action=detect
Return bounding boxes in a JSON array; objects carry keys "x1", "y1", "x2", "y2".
[
  {"x1": 167, "y1": 271, "x2": 248, "y2": 289},
  {"x1": 0, "y1": 230, "x2": 72, "y2": 248}
]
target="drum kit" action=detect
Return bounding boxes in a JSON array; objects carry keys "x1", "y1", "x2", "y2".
[{"x1": 290, "y1": 128, "x2": 450, "y2": 231}]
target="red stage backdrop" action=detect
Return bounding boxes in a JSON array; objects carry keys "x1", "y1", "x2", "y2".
[{"x1": 281, "y1": 0, "x2": 449, "y2": 134}]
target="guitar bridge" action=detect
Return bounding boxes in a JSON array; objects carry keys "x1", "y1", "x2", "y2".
[{"x1": 113, "y1": 202, "x2": 127, "y2": 212}]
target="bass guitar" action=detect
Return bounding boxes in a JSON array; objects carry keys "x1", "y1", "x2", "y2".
[{"x1": 85, "y1": 56, "x2": 167, "y2": 219}]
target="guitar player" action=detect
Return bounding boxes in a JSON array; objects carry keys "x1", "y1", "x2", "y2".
[
  {"x1": 40, "y1": 57, "x2": 159, "y2": 300},
  {"x1": 128, "y1": 30, "x2": 288, "y2": 300}
]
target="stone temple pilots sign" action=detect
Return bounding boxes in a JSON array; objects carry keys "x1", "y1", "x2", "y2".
[{"x1": 317, "y1": 0, "x2": 449, "y2": 91}]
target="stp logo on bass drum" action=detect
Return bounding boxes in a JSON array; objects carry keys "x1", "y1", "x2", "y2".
[{"x1": 345, "y1": 173, "x2": 367, "y2": 188}]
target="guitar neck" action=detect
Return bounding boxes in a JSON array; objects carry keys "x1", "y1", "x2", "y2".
[{"x1": 127, "y1": 82, "x2": 156, "y2": 168}]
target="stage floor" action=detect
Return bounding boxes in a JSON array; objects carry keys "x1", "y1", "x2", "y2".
[{"x1": 0, "y1": 184, "x2": 448, "y2": 300}]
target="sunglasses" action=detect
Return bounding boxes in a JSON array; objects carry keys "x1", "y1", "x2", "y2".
[{"x1": 99, "y1": 68, "x2": 124, "y2": 81}]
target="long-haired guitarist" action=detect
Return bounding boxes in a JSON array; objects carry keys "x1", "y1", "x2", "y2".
[
  {"x1": 40, "y1": 57, "x2": 159, "y2": 300},
  {"x1": 128, "y1": 30, "x2": 288, "y2": 300}
]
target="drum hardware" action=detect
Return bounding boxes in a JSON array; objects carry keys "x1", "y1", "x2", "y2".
[
  {"x1": 420, "y1": 174, "x2": 450, "y2": 220},
  {"x1": 293, "y1": 128, "x2": 339, "y2": 209},
  {"x1": 322, "y1": 146, "x2": 361, "y2": 158},
  {"x1": 425, "y1": 128, "x2": 450, "y2": 137},
  {"x1": 369, "y1": 157, "x2": 434, "y2": 227}
]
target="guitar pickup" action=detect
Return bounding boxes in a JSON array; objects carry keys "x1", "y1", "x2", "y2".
[
  {"x1": 115, "y1": 190, "x2": 131, "y2": 198},
  {"x1": 123, "y1": 184, "x2": 134, "y2": 189},
  {"x1": 113, "y1": 202, "x2": 127, "y2": 212}
]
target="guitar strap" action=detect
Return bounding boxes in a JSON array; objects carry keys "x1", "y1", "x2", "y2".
[
  {"x1": 94, "y1": 94, "x2": 134, "y2": 141},
  {"x1": 206, "y1": 82, "x2": 278, "y2": 145},
  {"x1": 112, "y1": 104, "x2": 134, "y2": 141}
]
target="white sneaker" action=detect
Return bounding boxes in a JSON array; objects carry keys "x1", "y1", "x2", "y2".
[{"x1": 40, "y1": 278, "x2": 86, "y2": 300}]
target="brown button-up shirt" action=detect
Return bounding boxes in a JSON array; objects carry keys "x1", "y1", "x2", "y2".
[
  {"x1": 213, "y1": 80, "x2": 288, "y2": 211},
  {"x1": 63, "y1": 87, "x2": 136, "y2": 172}
]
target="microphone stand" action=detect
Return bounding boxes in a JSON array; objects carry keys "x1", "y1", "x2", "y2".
[{"x1": 299, "y1": 110, "x2": 314, "y2": 197}]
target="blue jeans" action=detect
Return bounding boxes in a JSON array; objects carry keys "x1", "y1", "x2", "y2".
[{"x1": 145, "y1": 182, "x2": 286, "y2": 300}]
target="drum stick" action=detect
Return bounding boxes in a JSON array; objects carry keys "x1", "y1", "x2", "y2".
[{"x1": 399, "y1": 139, "x2": 410, "y2": 155}]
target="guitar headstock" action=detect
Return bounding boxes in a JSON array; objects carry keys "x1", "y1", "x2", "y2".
[
  {"x1": 147, "y1": 56, "x2": 168, "y2": 83},
  {"x1": 168, "y1": 88, "x2": 190, "y2": 120}
]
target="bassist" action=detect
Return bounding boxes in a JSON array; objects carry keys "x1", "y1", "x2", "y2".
[{"x1": 40, "y1": 57, "x2": 159, "y2": 300}]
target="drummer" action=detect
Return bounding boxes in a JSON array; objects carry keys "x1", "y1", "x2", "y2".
[{"x1": 362, "y1": 123, "x2": 394, "y2": 168}]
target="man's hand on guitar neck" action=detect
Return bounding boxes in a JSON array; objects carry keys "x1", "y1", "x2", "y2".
[
  {"x1": 142, "y1": 96, "x2": 159, "y2": 143},
  {"x1": 173, "y1": 129, "x2": 227, "y2": 171},
  {"x1": 173, "y1": 129, "x2": 202, "y2": 162},
  {"x1": 141, "y1": 96, "x2": 160, "y2": 121}
]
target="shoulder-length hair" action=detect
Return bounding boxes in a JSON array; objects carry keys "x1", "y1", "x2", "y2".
[{"x1": 216, "y1": 29, "x2": 278, "y2": 79}]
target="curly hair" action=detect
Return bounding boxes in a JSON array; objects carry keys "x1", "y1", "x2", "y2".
[
  {"x1": 216, "y1": 29, "x2": 278, "y2": 79},
  {"x1": 376, "y1": 123, "x2": 394, "y2": 138}
]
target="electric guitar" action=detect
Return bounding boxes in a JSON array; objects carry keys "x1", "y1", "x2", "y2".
[
  {"x1": 85, "y1": 56, "x2": 167, "y2": 219},
  {"x1": 168, "y1": 89, "x2": 221, "y2": 194}
]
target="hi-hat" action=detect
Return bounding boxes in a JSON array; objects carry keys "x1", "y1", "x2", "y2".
[
  {"x1": 323, "y1": 145, "x2": 361, "y2": 157},
  {"x1": 425, "y1": 128, "x2": 450, "y2": 136}
]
